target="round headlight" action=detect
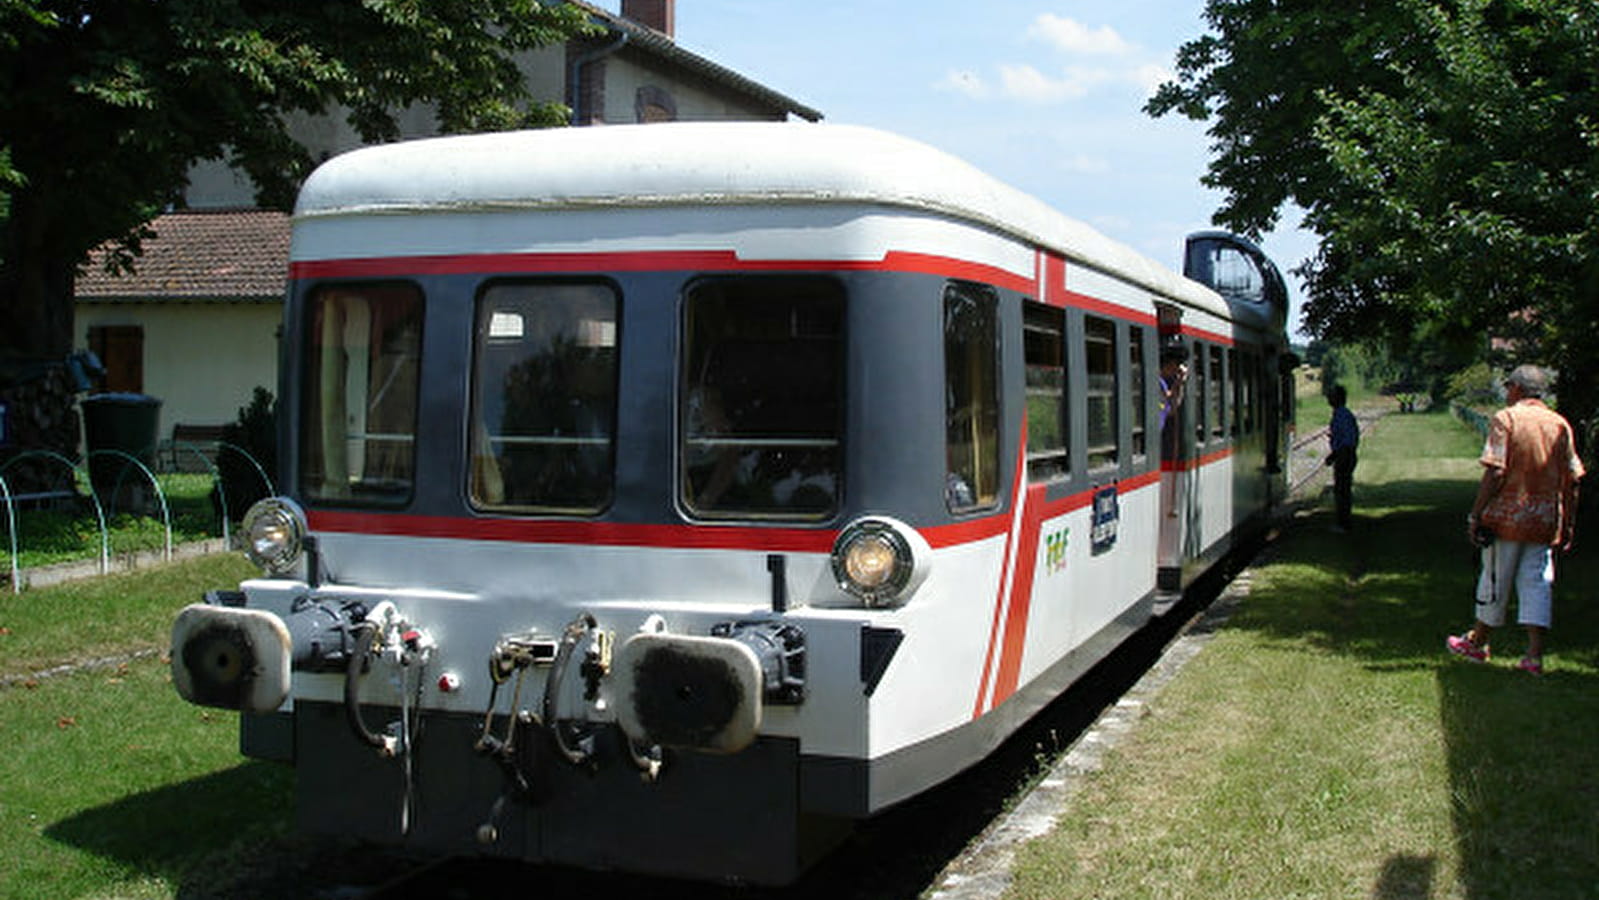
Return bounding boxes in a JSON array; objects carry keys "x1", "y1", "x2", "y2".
[
  {"x1": 831, "y1": 519, "x2": 915, "y2": 606},
  {"x1": 241, "y1": 497, "x2": 306, "y2": 574}
]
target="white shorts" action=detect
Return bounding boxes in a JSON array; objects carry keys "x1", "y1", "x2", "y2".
[{"x1": 1474, "y1": 539, "x2": 1554, "y2": 628}]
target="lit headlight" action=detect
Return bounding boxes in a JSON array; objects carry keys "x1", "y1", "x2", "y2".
[
  {"x1": 831, "y1": 517, "x2": 925, "y2": 607},
  {"x1": 241, "y1": 497, "x2": 307, "y2": 574}
]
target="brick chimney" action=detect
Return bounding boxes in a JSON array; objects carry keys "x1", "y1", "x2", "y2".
[{"x1": 621, "y1": 0, "x2": 674, "y2": 37}]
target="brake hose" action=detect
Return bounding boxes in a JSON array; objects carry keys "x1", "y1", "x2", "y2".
[
  {"x1": 543, "y1": 613, "x2": 598, "y2": 765},
  {"x1": 345, "y1": 619, "x2": 389, "y2": 752}
]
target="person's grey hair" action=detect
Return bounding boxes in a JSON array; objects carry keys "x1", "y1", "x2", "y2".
[{"x1": 1505, "y1": 364, "x2": 1551, "y2": 398}]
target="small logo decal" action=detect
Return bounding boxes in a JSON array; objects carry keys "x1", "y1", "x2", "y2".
[{"x1": 1044, "y1": 527, "x2": 1070, "y2": 574}]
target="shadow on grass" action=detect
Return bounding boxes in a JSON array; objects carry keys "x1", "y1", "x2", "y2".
[
  {"x1": 1246, "y1": 468, "x2": 1599, "y2": 899},
  {"x1": 44, "y1": 762, "x2": 296, "y2": 897},
  {"x1": 1438, "y1": 665, "x2": 1599, "y2": 900},
  {"x1": 1373, "y1": 853, "x2": 1436, "y2": 899}
]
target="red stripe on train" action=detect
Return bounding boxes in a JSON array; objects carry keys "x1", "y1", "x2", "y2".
[{"x1": 290, "y1": 249, "x2": 1035, "y2": 294}]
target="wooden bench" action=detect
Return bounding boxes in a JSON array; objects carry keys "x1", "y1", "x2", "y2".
[{"x1": 162, "y1": 424, "x2": 229, "y2": 472}]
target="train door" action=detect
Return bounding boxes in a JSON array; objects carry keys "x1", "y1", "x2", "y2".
[{"x1": 1155, "y1": 303, "x2": 1190, "y2": 593}]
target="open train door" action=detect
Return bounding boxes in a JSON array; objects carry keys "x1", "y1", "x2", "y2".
[{"x1": 1155, "y1": 302, "x2": 1191, "y2": 602}]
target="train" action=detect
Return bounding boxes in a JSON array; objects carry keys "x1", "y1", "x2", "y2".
[{"x1": 170, "y1": 122, "x2": 1294, "y2": 885}]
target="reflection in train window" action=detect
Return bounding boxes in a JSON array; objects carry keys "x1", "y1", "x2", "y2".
[
  {"x1": 1209, "y1": 345, "x2": 1226, "y2": 442},
  {"x1": 1024, "y1": 301, "x2": 1069, "y2": 482},
  {"x1": 302, "y1": 282, "x2": 423, "y2": 506},
  {"x1": 470, "y1": 282, "x2": 619, "y2": 514},
  {"x1": 1129, "y1": 326, "x2": 1148, "y2": 461},
  {"x1": 1085, "y1": 316, "x2": 1118, "y2": 470},
  {"x1": 681, "y1": 277, "x2": 844, "y2": 520},
  {"x1": 945, "y1": 283, "x2": 1000, "y2": 511}
]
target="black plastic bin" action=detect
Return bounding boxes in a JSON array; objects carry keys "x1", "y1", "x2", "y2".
[{"x1": 81, "y1": 392, "x2": 162, "y2": 500}]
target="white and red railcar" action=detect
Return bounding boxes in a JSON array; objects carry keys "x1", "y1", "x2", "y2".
[{"x1": 171, "y1": 122, "x2": 1293, "y2": 885}]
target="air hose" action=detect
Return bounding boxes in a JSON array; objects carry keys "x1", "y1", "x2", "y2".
[{"x1": 345, "y1": 619, "x2": 391, "y2": 753}]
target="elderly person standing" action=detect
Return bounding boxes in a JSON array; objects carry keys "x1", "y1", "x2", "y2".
[{"x1": 1447, "y1": 365, "x2": 1584, "y2": 675}]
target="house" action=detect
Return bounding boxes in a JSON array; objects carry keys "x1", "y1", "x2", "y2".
[{"x1": 74, "y1": 0, "x2": 820, "y2": 439}]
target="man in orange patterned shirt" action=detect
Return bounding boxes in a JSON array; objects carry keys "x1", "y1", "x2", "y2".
[{"x1": 1447, "y1": 365, "x2": 1584, "y2": 675}]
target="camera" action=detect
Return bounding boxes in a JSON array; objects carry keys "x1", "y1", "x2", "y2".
[{"x1": 1472, "y1": 524, "x2": 1496, "y2": 548}]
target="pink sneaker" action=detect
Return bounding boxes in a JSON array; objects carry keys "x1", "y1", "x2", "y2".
[
  {"x1": 1446, "y1": 633, "x2": 1490, "y2": 663},
  {"x1": 1515, "y1": 656, "x2": 1543, "y2": 676}
]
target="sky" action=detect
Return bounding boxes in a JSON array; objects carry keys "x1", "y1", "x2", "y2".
[{"x1": 595, "y1": 0, "x2": 1318, "y2": 339}]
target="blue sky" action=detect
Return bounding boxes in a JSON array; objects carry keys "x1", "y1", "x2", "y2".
[{"x1": 597, "y1": 1, "x2": 1317, "y2": 339}]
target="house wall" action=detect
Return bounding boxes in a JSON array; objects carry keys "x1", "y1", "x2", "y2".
[
  {"x1": 78, "y1": 302, "x2": 282, "y2": 431},
  {"x1": 602, "y1": 53, "x2": 790, "y2": 123}
]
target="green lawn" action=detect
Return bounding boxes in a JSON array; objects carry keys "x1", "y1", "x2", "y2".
[
  {"x1": 4, "y1": 410, "x2": 1595, "y2": 899},
  {"x1": 3, "y1": 473, "x2": 230, "y2": 571},
  {"x1": 0, "y1": 552, "x2": 288, "y2": 900},
  {"x1": 1008, "y1": 409, "x2": 1599, "y2": 900}
]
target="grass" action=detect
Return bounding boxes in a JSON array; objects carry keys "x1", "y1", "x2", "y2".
[
  {"x1": 0, "y1": 554, "x2": 257, "y2": 677},
  {"x1": 3, "y1": 473, "x2": 228, "y2": 571},
  {"x1": 0, "y1": 550, "x2": 293, "y2": 900},
  {"x1": 0, "y1": 659, "x2": 293, "y2": 900},
  {"x1": 4, "y1": 407, "x2": 1594, "y2": 899},
  {"x1": 1006, "y1": 409, "x2": 1599, "y2": 900}
]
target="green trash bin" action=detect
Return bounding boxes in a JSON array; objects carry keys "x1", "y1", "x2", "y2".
[{"x1": 81, "y1": 392, "x2": 162, "y2": 501}]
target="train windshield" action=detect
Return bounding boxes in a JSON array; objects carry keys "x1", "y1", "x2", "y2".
[
  {"x1": 301, "y1": 283, "x2": 424, "y2": 505},
  {"x1": 469, "y1": 281, "x2": 620, "y2": 514},
  {"x1": 680, "y1": 277, "x2": 844, "y2": 520}
]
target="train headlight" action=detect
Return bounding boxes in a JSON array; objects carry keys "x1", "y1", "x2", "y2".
[
  {"x1": 830, "y1": 517, "x2": 929, "y2": 607},
  {"x1": 241, "y1": 497, "x2": 307, "y2": 574}
]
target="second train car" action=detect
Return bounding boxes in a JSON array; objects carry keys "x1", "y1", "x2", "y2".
[{"x1": 172, "y1": 122, "x2": 1294, "y2": 885}]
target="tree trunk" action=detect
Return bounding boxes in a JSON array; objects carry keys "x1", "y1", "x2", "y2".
[{"x1": 0, "y1": 186, "x2": 88, "y2": 489}]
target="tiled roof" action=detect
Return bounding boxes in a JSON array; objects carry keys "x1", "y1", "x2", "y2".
[{"x1": 76, "y1": 209, "x2": 289, "y2": 302}]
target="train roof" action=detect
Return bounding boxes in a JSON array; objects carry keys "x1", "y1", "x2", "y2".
[{"x1": 294, "y1": 122, "x2": 1226, "y2": 313}]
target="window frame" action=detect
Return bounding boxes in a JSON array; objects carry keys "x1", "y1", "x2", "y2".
[
  {"x1": 1129, "y1": 324, "x2": 1149, "y2": 463},
  {"x1": 299, "y1": 280, "x2": 426, "y2": 509},
  {"x1": 1208, "y1": 344, "x2": 1227, "y2": 443},
  {"x1": 1084, "y1": 314, "x2": 1120, "y2": 472},
  {"x1": 678, "y1": 275, "x2": 847, "y2": 522},
  {"x1": 1023, "y1": 300, "x2": 1069, "y2": 483},
  {"x1": 944, "y1": 281, "x2": 1003, "y2": 514},
  {"x1": 467, "y1": 278, "x2": 622, "y2": 516}
]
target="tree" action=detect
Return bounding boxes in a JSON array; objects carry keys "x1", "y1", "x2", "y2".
[
  {"x1": 0, "y1": 0, "x2": 596, "y2": 363},
  {"x1": 1150, "y1": 0, "x2": 1599, "y2": 448}
]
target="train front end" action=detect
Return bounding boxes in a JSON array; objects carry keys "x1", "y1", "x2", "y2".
[{"x1": 164, "y1": 126, "x2": 988, "y2": 886}]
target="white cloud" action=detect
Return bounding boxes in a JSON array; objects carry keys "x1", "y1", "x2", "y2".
[
  {"x1": 998, "y1": 64, "x2": 1111, "y2": 103},
  {"x1": 933, "y1": 17, "x2": 1163, "y2": 106},
  {"x1": 1026, "y1": 14, "x2": 1133, "y2": 56}
]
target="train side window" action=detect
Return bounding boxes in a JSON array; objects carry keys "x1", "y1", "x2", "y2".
[
  {"x1": 1209, "y1": 345, "x2": 1226, "y2": 442},
  {"x1": 1023, "y1": 301, "x2": 1068, "y2": 482},
  {"x1": 1129, "y1": 326, "x2": 1148, "y2": 461},
  {"x1": 469, "y1": 282, "x2": 619, "y2": 514},
  {"x1": 302, "y1": 282, "x2": 423, "y2": 506},
  {"x1": 1192, "y1": 342, "x2": 1208, "y2": 446},
  {"x1": 1228, "y1": 348, "x2": 1241, "y2": 437},
  {"x1": 1085, "y1": 315, "x2": 1119, "y2": 471},
  {"x1": 681, "y1": 277, "x2": 844, "y2": 520},
  {"x1": 1246, "y1": 351, "x2": 1260, "y2": 434},
  {"x1": 945, "y1": 283, "x2": 1000, "y2": 511}
]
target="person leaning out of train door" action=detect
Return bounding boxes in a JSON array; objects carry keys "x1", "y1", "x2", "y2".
[
  {"x1": 1325, "y1": 384, "x2": 1359, "y2": 533},
  {"x1": 1448, "y1": 364, "x2": 1584, "y2": 676},
  {"x1": 1158, "y1": 335, "x2": 1190, "y2": 433}
]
